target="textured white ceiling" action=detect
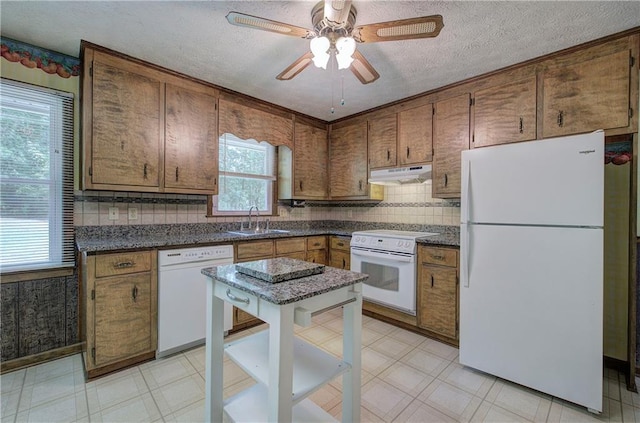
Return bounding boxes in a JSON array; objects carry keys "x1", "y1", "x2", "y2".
[{"x1": 1, "y1": 1, "x2": 639, "y2": 121}]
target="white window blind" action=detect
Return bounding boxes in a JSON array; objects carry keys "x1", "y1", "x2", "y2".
[
  {"x1": 214, "y1": 133, "x2": 275, "y2": 215},
  {"x1": 0, "y1": 78, "x2": 74, "y2": 272}
]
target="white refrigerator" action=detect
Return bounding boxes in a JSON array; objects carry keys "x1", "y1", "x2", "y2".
[{"x1": 459, "y1": 130, "x2": 604, "y2": 412}]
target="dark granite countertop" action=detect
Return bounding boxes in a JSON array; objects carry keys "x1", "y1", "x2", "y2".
[
  {"x1": 202, "y1": 260, "x2": 368, "y2": 305},
  {"x1": 75, "y1": 221, "x2": 460, "y2": 253}
]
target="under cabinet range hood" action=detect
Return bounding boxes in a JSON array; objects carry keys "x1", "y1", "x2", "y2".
[{"x1": 368, "y1": 164, "x2": 432, "y2": 185}]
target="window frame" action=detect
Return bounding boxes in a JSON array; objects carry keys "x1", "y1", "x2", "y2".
[
  {"x1": 0, "y1": 78, "x2": 74, "y2": 274},
  {"x1": 210, "y1": 134, "x2": 278, "y2": 217}
]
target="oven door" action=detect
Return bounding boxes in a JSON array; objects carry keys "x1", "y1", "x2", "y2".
[{"x1": 350, "y1": 247, "x2": 416, "y2": 315}]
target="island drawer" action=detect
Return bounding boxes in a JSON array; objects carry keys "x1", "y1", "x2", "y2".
[{"x1": 215, "y1": 284, "x2": 258, "y2": 316}]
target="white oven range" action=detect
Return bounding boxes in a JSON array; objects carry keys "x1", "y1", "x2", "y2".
[{"x1": 350, "y1": 230, "x2": 438, "y2": 315}]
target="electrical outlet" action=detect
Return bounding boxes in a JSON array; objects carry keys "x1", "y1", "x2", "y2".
[
  {"x1": 108, "y1": 207, "x2": 119, "y2": 220},
  {"x1": 347, "y1": 210, "x2": 353, "y2": 218},
  {"x1": 128, "y1": 207, "x2": 138, "y2": 220}
]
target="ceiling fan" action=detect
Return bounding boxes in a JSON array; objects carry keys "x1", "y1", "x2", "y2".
[{"x1": 226, "y1": 0, "x2": 444, "y2": 84}]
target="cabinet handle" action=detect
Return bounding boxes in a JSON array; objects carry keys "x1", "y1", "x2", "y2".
[
  {"x1": 519, "y1": 117, "x2": 523, "y2": 134},
  {"x1": 431, "y1": 275, "x2": 434, "y2": 287},
  {"x1": 432, "y1": 255, "x2": 445, "y2": 261},
  {"x1": 175, "y1": 166, "x2": 179, "y2": 181},
  {"x1": 342, "y1": 258, "x2": 346, "y2": 269},
  {"x1": 314, "y1": 242, "x2": 320, "y2": 247},
  {"x1": 226, "y1": 289, "x2": 250, "y2": 305},
  {"x1": 299, "y1": 180, "x2": 303, "y2": 191},
  {"x1": 143, "y1": 163, "x2": 148, "y2": 179},
  {"x1": 406, "y1": 147, "x2": 410, "y2": 158},
  {"x1": 132, "y1": 285, "x2": 138, "y2": 302},
  {"x1": 114, "y1": 261, "x2": 134, "y2": 269},
  {"x1": 557, "y1": 111, "x2": 564, "y2": 127},
  {"x1": 444, "y1": 174, "x2": 448, "y2": 187},
  {"x1": 359, "y1": 180, "x2": 363, "y2": 191},
  {"x1": 387, "y1": 150, "x2": 390, "y2": 161},
  {"x1": 337, "y1": 242, "x2": 344, "y2": 247}
]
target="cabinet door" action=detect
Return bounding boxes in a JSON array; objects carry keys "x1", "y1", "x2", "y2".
[
  {"x1": 165, "y1": 82, "x2": 218, "y2": 193},
  {"x1": 329, "y1": 250, "x2": 350, "y2": 270},
  {"x1": 294, "y1": 122, "x2": 328, "y2": 198},
  {"x1": 398, "y1": 104, "x2": 433, "y2": 165},
  {"x1": 473, "y1": 77, "x2": 537, "y2": 147},
  {"x1": 368, "y1": 114, "x2": 397, "y2": 169},
  {"x1": 90, "y1": 54, "x2": 162, "y2": 188},
  {"x1": 418, "y1": 265, "x2": 457, "y2": 339},
  {"x1": 94, "y1": 273, "x2": 152, "y2": 366},
  {"x1": 433, "y1": 94, "x2": 470, "y2": 198},
  {"x1": 306, "y1": 249, "x2": 327, "y2": 265},
  {"x1": 542, "y1": 49, "x2": 630, "y2": 138},
  {"x1": 330, "y1": 121, "x2": 369, "y2": 198}
]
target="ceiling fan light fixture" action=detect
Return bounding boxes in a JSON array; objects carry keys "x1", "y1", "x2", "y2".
[
  {"x1": 310, "y1": 36, "x2": 331, "y2": 69},
  {"x1": 335, "y1": 36, "x2": 356, "y2": 69}
]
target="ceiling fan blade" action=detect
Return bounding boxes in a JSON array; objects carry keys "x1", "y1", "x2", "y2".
[
  {"x1": 350, "y1": 50, "x2": 380, "y2": 84},
  {"x1": 353, "y1": 15, "x2": 444, "y2": 43},
  {"x1": 323, "y1": 0, "x2": 353, "y2": 27},
  {"x1": 226, "y1": 12, "x2": 314, "y2": 39},
  {"x1": 276, "y1": 52, "x2": 314, "y2": 80}
]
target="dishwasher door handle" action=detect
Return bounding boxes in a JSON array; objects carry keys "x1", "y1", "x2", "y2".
[{"x1": 226, "y1": 289, "x2": 250, "y2": 305}]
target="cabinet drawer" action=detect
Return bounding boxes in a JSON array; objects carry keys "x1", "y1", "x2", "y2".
[
  {"x1": 330, "y1": 236, "x2": 350, "y2": 252},
  {"x1": 236, "y1": 240, "x2": 274, "y2": 261},
  {"x1": 215, "y1": 284, "x2": 258, "y2": 316},
  {"x1": 275, "y1": 238, "x2": 306, "y2": 255},
  {"x1": 419, "y1": 246, "x2": 457, "y2": 267},
  {"x1": 95, "y1": 251, "x2": 152, "y2": 277},
  {"x1": 306, "y1": 236, "x2": 327, "y2": 251}
]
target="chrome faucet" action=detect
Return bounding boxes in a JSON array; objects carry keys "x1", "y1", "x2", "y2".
[{"x1": 248, "y1": 206, "x2": 260, "y2": 231}]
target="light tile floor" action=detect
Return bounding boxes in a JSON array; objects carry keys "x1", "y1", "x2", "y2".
[{"x1": 2, "y1": 308, "x2": 639, "y2": 422}]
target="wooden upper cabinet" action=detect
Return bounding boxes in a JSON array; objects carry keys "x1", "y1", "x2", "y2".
[
  {"x1": 329, "y1": 121, "x2": 369, "y2": 198},
  {"x1": 433, "y1": 93, "x2": 470, "y2": 198},
  {"x1": 398, "y1": 103, "x2": 433, "y2": 165},
  {"x1": 85, "y1": 50, "x2": 163, "y2": 190},
  {"x1": 368, "y1": 114, "x2": 397, "y2": 169},
  {"x1": 293, "y1": 121, "x2": 328, "y2": 199},
  {"x1": 542, "y1": 47, "x2": 632, "y2": 138},
  {"x1": 473, "y1": 77, "x2": 537, "y2": 148},
  {"x1": 164, "y1": 82, "x2": 218, "y2": 194},
  {"x1": 218, "y1": 98, "x2": 293, "y2": 149}
]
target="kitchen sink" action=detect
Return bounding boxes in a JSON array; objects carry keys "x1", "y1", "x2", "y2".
[{"x1": 226, "y1": 229, "x2": 290, "y2": 237}]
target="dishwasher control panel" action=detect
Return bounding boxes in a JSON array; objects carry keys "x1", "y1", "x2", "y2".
[{"x1": 159, "y1": 245, "x2": 234, "y2": 266}]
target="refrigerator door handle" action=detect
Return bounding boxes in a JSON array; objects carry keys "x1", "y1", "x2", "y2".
[
  {"x1": 461, "y1": 224, "x2": 470, "y2": 287},
  {"x1": 461, "y1": 159, "x2": 471, "y2": 224}
]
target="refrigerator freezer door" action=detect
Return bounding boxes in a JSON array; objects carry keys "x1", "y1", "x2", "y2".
[
  {"x1": 459, "y1": 223, "x2": 603, "y2": 412},
  {"x1": 461, "y1": 131, "x2": 604, "y2": 227}
]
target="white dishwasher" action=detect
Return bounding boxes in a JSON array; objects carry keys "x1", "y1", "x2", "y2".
[{"x1": 157, "y1": 245, "x2": 234, "y2": 358}]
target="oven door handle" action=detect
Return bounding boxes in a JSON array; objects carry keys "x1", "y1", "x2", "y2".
[{"x1": 351, "y1": 248, "x2": 414, "y2": 263}]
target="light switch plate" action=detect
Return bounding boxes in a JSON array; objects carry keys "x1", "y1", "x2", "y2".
[
  {"x1": 128, "y1": 207, "x2": 138, "y2": 220},
  {"x1": 108, "y1": 207, "x2": 119, "y2": 220}
]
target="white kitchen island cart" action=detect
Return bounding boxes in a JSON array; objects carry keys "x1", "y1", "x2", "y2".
[{"x1": 202, "y1": 258, "x2": 366, "y2": 422}]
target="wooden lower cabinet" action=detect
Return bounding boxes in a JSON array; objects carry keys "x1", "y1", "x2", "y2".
[
  {"x1": 417, "y1": 246, "x2": 459, "y2": 341},
  {"x1": 306, "y1": 235, "x2": 328, "y2": 265},
  {"x1": 329, "y1": 236, "x2": 351, "y2": 270},
  {"x1": 83, "y1": 250, "x2": 157, "y2": 380}
]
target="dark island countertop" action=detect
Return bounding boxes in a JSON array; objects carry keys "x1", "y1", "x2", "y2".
[
  {"x1": 202, "y1": 258, "x2": 368, "y2": 305},
  {"x1": 75, "y1": 221, "x2": 460, "y2": 253}
]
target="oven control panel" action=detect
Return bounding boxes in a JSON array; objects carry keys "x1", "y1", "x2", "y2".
[{"x1": 351, "y1": 235, "x2": 416, "y2": 254}]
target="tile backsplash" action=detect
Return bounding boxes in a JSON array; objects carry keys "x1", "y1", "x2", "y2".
[{"x1": 74, "y1": 182, "x2": 460, "y2": 227}]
